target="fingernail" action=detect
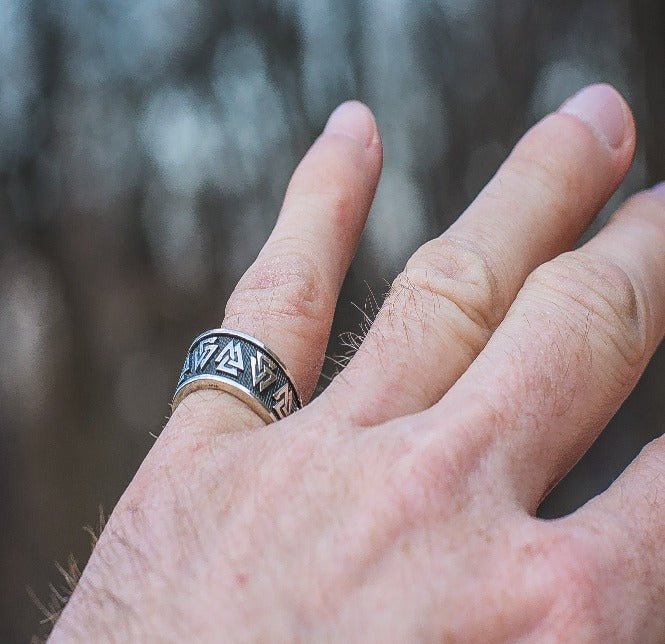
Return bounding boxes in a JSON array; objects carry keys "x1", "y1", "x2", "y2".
[
  {"x1": 559, "y1": 84, "x2": 628, "y2": 150},
  {"x1": 324, "y1": 101, "x2": 376, "y2": 148},
  {"x1": 650, "y1": 181, "x2": 665, "y2": 201}
]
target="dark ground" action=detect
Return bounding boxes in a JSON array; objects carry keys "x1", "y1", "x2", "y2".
[{"x1": 1, "y1": 1, "x2": 665, "y2": 640}]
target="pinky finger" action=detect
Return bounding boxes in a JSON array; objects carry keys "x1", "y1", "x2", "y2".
[{"x1": 566, "y1": 432, "x2": 665, "y2": 640}]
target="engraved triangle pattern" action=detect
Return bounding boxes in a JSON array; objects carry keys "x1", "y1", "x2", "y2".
[
  {"x1": 215, "y1": 339, "x2": 245, "y2": 376},
  {"x1": 173, "y1": 330, "x2": 302, "y2": 423},
  {"x1": 194, "y1": 337, "x2": 218, "y2": 371},
  {"x1": 272, "y1": 383, "x2": 295, "y2": 420},
  {"x1": 251, "y1": 351, "x2": 278, "y2": 392}
]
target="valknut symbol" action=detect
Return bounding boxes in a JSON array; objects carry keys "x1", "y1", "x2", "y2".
[
  {"x1": 272, "y1": 383, "x2": 295, "y2": 420},
  {"x1": 215, "y1": 340, "x2": 244, "y2": 376},
  {"x1": 178, "y1": 357, "x2": 191, "y2": 384},
  {"x1": 251, "y1": 350, "x2": 278, "y2": 392},
  {"x1": 194, "y1": 337, "x2": 219, "y2": 371}
]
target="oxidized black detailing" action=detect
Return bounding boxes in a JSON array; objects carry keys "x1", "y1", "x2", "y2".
[{"x1": 172, "y1": 328, "x2": 302, "y2": 423}]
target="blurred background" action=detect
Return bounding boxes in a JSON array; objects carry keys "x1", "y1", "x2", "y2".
[{"x1": 1, "y1": 0, "x2": 665, "y2": 640}]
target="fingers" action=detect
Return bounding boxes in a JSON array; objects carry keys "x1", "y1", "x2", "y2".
[
  {"x1": 327, "y1": 84, "x2": 636, "y2": 426},
  {"x1": 432, "y1": 187, "x2": 665, "y2": 511},
  {"x1": 173, "y1": 101, "x2": 383, "y2": 428},
  {"x1": 566, "y1": 434, "x2": 665, "y2": 638}
]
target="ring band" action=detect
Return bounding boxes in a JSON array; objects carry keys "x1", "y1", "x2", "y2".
[{"x1": 172, "y1": 328, "x2": 302, "y2": 423}]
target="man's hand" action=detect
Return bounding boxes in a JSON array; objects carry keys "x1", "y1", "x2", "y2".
[{"x1": 51, "y1": 86, "x2": 665, "y2": 642}]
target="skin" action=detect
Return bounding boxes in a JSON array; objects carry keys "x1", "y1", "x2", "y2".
[{"x1": 50, "y1": 85, "x2": 665, "y2": 642}]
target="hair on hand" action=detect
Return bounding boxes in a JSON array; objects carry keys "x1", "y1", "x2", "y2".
[{"x1": 28, "y1": 506, "x2": 106, "y2": 641}]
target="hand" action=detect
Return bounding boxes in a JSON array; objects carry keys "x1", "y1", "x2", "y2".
[{"x1": 50, "y1": 85, "x2": 665, "y2": 642}]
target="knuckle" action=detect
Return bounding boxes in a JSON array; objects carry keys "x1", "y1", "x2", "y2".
[
  {"x1": 383, "y1": 424, "x2": 491, "y2": 523},
  {"x1": 389, "y1": 449, "x2": 459, "y2": 521},
  {"x1": 393, "y1": 236, "x2": 506, "y2": 353},
  {"x1": 631, "y1": 438, "x2": 665, "y2": 544},
  {"x1": 505, "y1": 156, "x2": 571, "y2": 210},
  {"x1": 617, "y1": 190, "x2": 665, "y2": 223},
  {"x1": 491, "y1": 128, "x2": 578, "y2": 217},
  {"x1": 636, "y1": 435, "x2": 665, "y2": 472},
  {"x1": 225, "y1": 245, "x2": 333, "y2": 328},
  {"x1": 534, "y1": 530, "x2": 604, "y2": 633},
  {"x1": 527, "y1": 251, "x2": 648, "y2": 372},
  {"x1": 631, "y1": 437, "x2": 665, "y2": 498},
  {"x1": 315, "y1": 189, "x2": 356, "y2": 226},
  {"x1": 286, "y1": 188, "x2": 356, "y2": 229}
]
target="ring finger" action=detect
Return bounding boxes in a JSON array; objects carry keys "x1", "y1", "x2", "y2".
[
  {"x1": 432, "y1": 186, "x2": 665, "y2": 511},
  {"x1": 172, "y1": 101, "x2": 383, "y2": 431}
]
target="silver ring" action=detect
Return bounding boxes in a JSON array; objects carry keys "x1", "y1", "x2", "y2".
[{"x1": 172, "y1": 328, "x2": 302, "y2": 423}]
